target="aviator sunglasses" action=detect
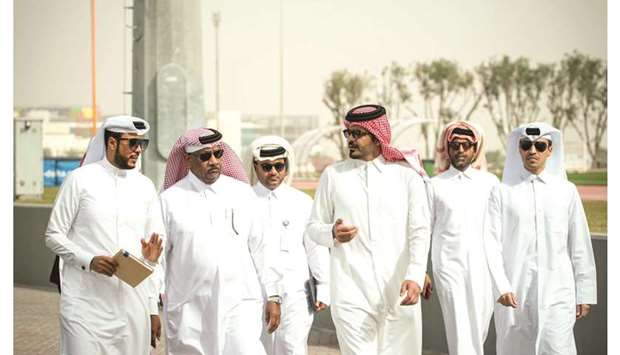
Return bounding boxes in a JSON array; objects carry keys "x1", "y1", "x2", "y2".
[
  {"x1": 193, "y1": 149, "x2": 224, "y2": 161},
  {"x1": 342, "y1": 129, "x2": 370, "y2": 140},
  {"x1": 118, "y1": 138, "x2": 150, "y2": 151},
  {"x1": 258, "y1": 162, "x2": 286, "y2": 173},
  {"x1": 519, "y1": 139, "x2": 549, "y2": 153}
]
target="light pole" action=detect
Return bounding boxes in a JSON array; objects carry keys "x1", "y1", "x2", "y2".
[
  {"x1": 278, "y1": 0, "x2": 284, "y2": 137},
  {"x1": 212, "y1": 11, "x2": 221, "y2": 129}
]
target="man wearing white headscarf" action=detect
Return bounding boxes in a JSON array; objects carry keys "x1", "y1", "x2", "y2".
[
  {"x1": 160, "y1": 128, "x2": 282, "y2": 355},
  {"x1": 429, "y1": 121, "x2": 498, "y2": 355},
  {"x1": 246, "y1": 136, "x2": 330, "y2": 355},
  {"x1": 306, "y1": 104, "x2": 431, "y2": 355},
  {"x1": 45, "y1": 115, "x2": 165, "y2": 354},
  {"x1": 484, "y1": 122, "x2": 597, "y2": 355}
]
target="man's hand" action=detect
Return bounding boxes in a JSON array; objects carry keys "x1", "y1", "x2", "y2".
[
  {"x1": 141, "y1": 233, "x2": 163, "y2": 263},
  {"x1": 332, "y1": 218, "x2": 358, "y2": 243},
  {"x1": 150, "y1": 315, "x2": 161, "y2": 348},
  {"x1": 422, "y1": 273, "x2": 433, "y2": 300},
  {"x1": 265, "y1": 301, "x2": 281, "y2": 333},
  {"x1": 497, "y1": 293, "x2": 518, "y2": 308},
  {"x1": 90, "y1": 256, "x2": 118, "y2": 276},
  {"x1": 314, "y1": 301, "x2": 327, "y2": 312},
  {"x1": 400, "y1": 280, "x2": 422, "y2": 305},
  {"x1": 576, "y1": 304, "x2": 591, "y2": 320}
]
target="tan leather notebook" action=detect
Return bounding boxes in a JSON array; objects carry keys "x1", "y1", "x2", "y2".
[{"x1": 113, "y1": 249, "x2": 153, "y2": 288}]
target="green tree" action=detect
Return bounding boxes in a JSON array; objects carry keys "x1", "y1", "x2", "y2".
[
  {"x1": 414, "y1": 59, "x2": 480, "y2": 157},
  {"x1": 375, "y1": 62, "x2": 413, "y2": 119},
  {"x1": 547, "y1": 51, "x2": 607, "y2": 168},
  {"x1": 476, "y1": 56, "x2": 553, "y2": 147},
  {"x1": 322, "y1": 69, "x2": 372, "y2": 159}
]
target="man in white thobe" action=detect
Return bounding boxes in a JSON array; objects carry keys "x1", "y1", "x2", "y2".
[
  {"x1": 246, "y1": 136, "x2": 331, "y2": 355},
  {"x1": 160, "y1": 128, "x2": 282, "y2": 355},
  {"x1": 484, "y1": 122, "x2": 597, "y2": 355},
  {"x1": 307, "y1": 104, "x2": 431, "y2": 355},
  {"x1": 45, "y1": 116, "x2": 165, "y2": 355},
  {"x1": 429, "y1": 121, "x2": 498, "y2": 355}
]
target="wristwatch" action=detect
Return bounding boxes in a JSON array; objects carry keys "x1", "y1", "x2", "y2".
[{"x1": 267, "y1": 295, "x2": 282, "y2": 305}]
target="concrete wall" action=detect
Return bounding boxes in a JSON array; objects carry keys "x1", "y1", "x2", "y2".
[{"x1": 14, "y1": 204, "x2": 607, "y2": 354}]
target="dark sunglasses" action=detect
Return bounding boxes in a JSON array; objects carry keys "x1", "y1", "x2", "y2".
[
  {"x1": 519, "y1": 139, "x2": 549, "y2": 153},
  {"x1": 448, "y1": 141, "x2": 476, "y2": 150},
  {"x1": 119, "y1": 138, "x2": 149, "y2": 150},
  {"x1": 259, "y1": 162, "x2": 286, "y2": 173},
  {"x1": 193, "y1": 149, "x2": 224, "y2": 162},
  {"x1": 342, "y1": 129, "x2": 369, "y2": 140}
]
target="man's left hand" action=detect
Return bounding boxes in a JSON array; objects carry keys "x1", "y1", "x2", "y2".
[
  {"x1": 150, "y1": 315, "x2": 161, "y2": 348},
  {"x1": 576, "y1": 304, "x2": 591, "y2": 320},
  {"x1": 422, "y1": 273, "x2": 433, "y2": 300},
  {"x1": 265, "y1": 301, "x2": 281, "y2": 333},
  {"x1": 141, "y1": 233, "x2": 163, "y2": 263},
  {"x1": 400, "y1": 280, "x2": 422, "y2": 305},
  {"x1": 314, "y1": 301, "x2": 327, "y2": 312}
]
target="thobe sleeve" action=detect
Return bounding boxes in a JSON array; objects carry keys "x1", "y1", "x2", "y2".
[
  {"x1": 404, "y1": 173, "x2": 431, "y2": 288},
  {"x1": 247, "y1": 197, "x2": 283, "y2": 297},
  {"x1": 45, "y1": 171, "x2": 95, "y2": 272},
  {"x1": 303, "y1": 197, "x2": 331, "y2": 305},
  {"x1": 144, "y1": 192, "x2": 166, "y2": 315},
  {"x1": 567, "y1": 185, "x2": 597, "y2": 305},
  {"x1": 306, "y1": 169, "x2": 335, "y2": 248},
  {"x1": 483, "y1": 186, "x2": 513, "y2": 299}
]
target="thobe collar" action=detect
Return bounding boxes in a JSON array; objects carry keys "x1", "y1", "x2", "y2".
[
  {"x1": 446, "y1": 164, "x2": 475, "y2": 180},
  {"x1": 100, "y1": 156, "x2": 131, "y2": 177},
  {"x1": 350, "y1": 155, "x2": 386, "y2": 173},
  {"x1": 187, "y1": 170, "x2": 222, "y2": 193},
  {"x1": 254, "y1": 181, "x2": 284, "y2": 200},
  {"x1": 520, "y1": 168, "x2": 551, "y2": 184}
]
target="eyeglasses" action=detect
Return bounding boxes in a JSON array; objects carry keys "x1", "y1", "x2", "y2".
[
  {"x1": 448, "y1": 141, "x2": 476, "y2": 150},
  {"x1": 519, "y1": 139, "x2": 549, "y2": 153},
  {"x1": 342, "y1": 129, "x2": 369, "y2": 140},
  {"x1": 118, "y1": 138, "x2": 149, "y2": 151},
  {"x1": 258, "y1": 162, "x2": 286, "y2": 173},
  {"x1": 193, "y1": 149, "x2": 224, "y2": 162}
]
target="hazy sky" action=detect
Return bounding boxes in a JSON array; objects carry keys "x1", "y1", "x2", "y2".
[{"x1": 14, "y1": 0, "x2": 607, "y2": 148}]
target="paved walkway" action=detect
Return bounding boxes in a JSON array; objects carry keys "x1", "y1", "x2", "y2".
[{"x1": 13, "y1": 286, "x2": 339, "y2": 355}]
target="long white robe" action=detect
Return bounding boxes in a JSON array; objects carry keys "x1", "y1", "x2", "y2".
[
  {"x1": 45, "y1": 158, "x2": 164, "y2": 355},
  {"x1": 160, "y1": 172, "x2": 280, "y2": 355},
  {"x1": 429, "y1": 165, "x2": 498, "y2": 355},
  {"x1": 306, "y1": 156, "x2": 431, "y2": 355},
  {"x1": 254, "y1": 182, "x2": 330, "y2": 355},
  {"x1": 484, "y1": 170, "x2": 597, "y2": 355}
]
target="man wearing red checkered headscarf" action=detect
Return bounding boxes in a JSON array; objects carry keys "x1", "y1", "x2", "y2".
[
  {"x1": 307, "y1": 104, "x2": 431, "y2": 355},
  {"x1": 160, "y1": 128, "x2": 282, "y2": 355},
  {"x1": 428, "y1": 121, "x2": 499, "y2": 355}
]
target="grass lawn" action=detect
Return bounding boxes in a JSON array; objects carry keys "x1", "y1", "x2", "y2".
[
  {"x1": 567, "y1": 171, "x2": 607, "y2": 186},
  {"x1": 20, "y1": 186, "x2": 607, "y2": 235}
]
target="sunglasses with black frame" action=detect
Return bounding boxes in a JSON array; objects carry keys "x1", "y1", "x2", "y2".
[
  {"x1": 191, "y1": 149, "x2": 224, "y2": 162},
  {"x1": 519, "y1": 139, "x2": 550, "y2": 153},
  {"x1": 342, "y1": 129, "x2": 370, "y2": 140},
  {"x1": 118, "y1": 138, "x2": 150, "y2": 151},
  {"x1": 448, "y1": 141, "x2": 476, "y2": 151},
  {"x1": 255, "y1": 161, "x2": 286, "y2": 173}
]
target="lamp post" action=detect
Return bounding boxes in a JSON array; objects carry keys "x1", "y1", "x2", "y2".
[{"x1": 212, "y1": 11, "x2": 221, "y2": 129}]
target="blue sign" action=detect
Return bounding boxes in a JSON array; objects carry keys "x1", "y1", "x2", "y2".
[{"x1": 43, "y1": 159, "x2": 80, "y2": 187}]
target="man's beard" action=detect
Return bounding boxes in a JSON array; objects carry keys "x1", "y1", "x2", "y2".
[{"x1": 114, "y1": 148, "x2": 134, "y2": 169}]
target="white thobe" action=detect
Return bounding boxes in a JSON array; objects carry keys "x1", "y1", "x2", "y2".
[
  {"x1": 484, "y1": 170, "x2": 597, "y2": 355},
  {"x1": 45, "y1": 158, "x2": 164, "y2": 355},
  {"x1": 160, "y1": 172, "x2": 280, "y2": 355},
  {"x1": 253, "y1": 182, "x2": 330, "y2": 355},
  {"x1": 429, "y1": 166, "x2": 499, "y2": 355},
  {"x1": 307, "y1": 156, "x2": 431, "y2": 355}
]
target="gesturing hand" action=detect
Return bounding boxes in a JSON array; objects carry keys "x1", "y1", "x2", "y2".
[
  {"x1": 332, "y1": 218, "x2": 358, "y2": 243},
  {"x1": 141, "y1": 233, "x2": 163, "y2": 263},
  {"x1": 497, "y1": 292, "x2": 518, "y2": 308},
  {"x1": 400, "y1": 280, "x2": 422, "y2": 305},
  {"x1": 90, "y1": 256, "x2": 118, "y2": 276}
]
